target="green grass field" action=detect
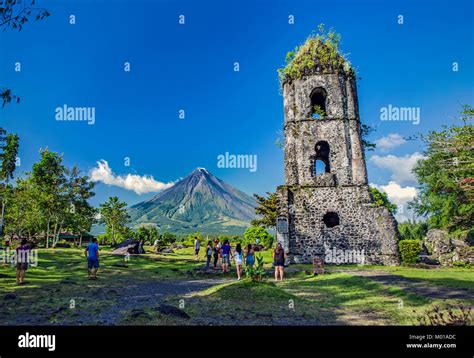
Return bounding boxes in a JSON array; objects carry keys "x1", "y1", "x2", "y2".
[{"x1": 0, "y1": 247, "x2": 472, "y2": 325}]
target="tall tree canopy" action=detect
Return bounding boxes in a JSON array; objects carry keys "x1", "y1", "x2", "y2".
[
  {"x1": 99, "y1": 196, "x2": 130, "y2": 246},
  {"x1": 0, "y1": 130, "x2": 20, "y2": 236},
  {"x1": 2, "y1": 147, "x2": 96, "y2": 246},
  {"x1": 410, "y1": 105, "x2": 473, "y2": 235},
  {"x1": 251, "y1": 192, "x2": 278, "y2": 229}
]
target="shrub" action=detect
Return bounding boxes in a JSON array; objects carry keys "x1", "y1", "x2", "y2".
[
  {"x1": 161, "y1": 232, "x2": 178, "y2": 245},
  {"x1": 243, "y1": 226, "x2": 274, "y2": 249},
  {"x1": 277, "y1": 23, "x2": 355, "y2": 87},
  {"x1": 368, "y1": 186, "x2": 397, "y2": 214},
  {"x1": 398, "y1": 239, "x2": 422, "y2": 264},
  {"x1": 453, "y1": 261, "x2": 472, "y2": 269},
  {"x1": 245, "y1": 254, "x2": 265, "y2": 282}
]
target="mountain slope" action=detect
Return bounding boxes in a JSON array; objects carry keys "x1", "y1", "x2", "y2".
[{"x1": 128, "y1": 168, "x2": 257, "y2": 234}]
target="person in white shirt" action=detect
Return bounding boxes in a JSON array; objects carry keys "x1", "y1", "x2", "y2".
[{"x1": 234, "y1": 243, "x2": 243, "y2": 280}]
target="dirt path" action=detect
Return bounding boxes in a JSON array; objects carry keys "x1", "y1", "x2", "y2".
[
  {"x1": 330, "y1": 269, "x2": 473, "y2": 300},
  {"x1": 1, "y1": 278, "x2": 229, "y2": 325},
  {"x1": 92, "y1": 279, "x2": 228, "y2": 325}
]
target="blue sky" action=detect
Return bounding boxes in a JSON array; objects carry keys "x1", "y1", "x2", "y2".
[{"x1": 1, "y1": 0, "x2": 473, "y2": 221}]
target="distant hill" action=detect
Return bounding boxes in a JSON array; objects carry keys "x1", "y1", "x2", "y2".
[{"x1": 128, "y1": 168, "x2": 257, "y2": 235}]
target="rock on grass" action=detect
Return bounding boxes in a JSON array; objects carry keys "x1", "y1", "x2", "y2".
[
  {"x1": 128, "y1": 309, "x2": 152, "y2": 320},
  {"x1": 155, "y1": 304, "x2": 190, "y2": 319}
]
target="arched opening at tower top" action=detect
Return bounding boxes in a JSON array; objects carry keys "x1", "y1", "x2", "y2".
[
  {"x1": 310, "y1": 87, "x2": 327, "y2": 119},
  {"x1": 323, "y1": 212, "x2": 340, "y2": 228},
  {"x1": 314, "y1": 140, "x2": 330, "y2": 174}
]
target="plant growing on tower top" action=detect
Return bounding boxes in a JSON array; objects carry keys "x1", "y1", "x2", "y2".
[{"x1": 278, "y1": 24, "x2": 355, "y2": 87}]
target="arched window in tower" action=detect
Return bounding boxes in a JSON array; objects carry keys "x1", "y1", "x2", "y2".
[
  {"x1": 315, "y1": 160, "x2": 326, "y2": 175},
  {"x1": 323, "y1": 212, "x2": 340, "y2": 228},
  {"x1": 310, "y1": 87, "x2": 327, "y2": 119},
  {"x1": 314, "y1": 140, "x2": 330, "y2": 175}
]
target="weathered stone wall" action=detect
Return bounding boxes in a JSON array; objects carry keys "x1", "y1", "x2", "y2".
[
  {"x1": 283, "y1": 74, "x2": 367, "y2": 187},
  {"x1": 423, "y1": 229, "x2": 474, "y2": 266},
  {"x1": 277, "y1": 185, "x2": 400, "y2": 265}
]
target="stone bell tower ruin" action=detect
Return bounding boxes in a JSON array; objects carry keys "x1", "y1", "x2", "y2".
[{"x1": 276, "y1": 33, "x2": 400, "y2": 266}]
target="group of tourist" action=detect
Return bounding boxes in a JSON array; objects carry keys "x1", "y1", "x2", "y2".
[
  {"x1": 194, "y1": 237, "x2": 287, "y2": 282},
  {"x1": 6, "y1": 235, "x2": 287, "y2": 285}
]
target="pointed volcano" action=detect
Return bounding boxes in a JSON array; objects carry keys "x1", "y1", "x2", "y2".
[{"x1": 128, "y1": 168, "x2": 257, "y2": 234}]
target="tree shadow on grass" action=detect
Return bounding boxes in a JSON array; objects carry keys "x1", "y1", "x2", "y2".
[{"x1": 282, "y1": 274, "x2": 432, "y2": 325}]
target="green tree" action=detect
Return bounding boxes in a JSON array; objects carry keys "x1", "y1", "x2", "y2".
[
  {"x1": 63, "y1": 166, "x2": 96, "y2": 246},
  {"x1": 30, "y1": 148, "x2": 68, "y2": 248},
  {"x1": 161, "y1": 232, "x2": 177, "y2": 245},
  {"x1": 243, "y1": 226, "x2": 274, "y2": 248},
  {"x1": 99, "y1": 196, "x2": 130, "y2": 246},
  {"x1": 2, "y1": 147, "x2": 97, "y2": 246},
  {"x1": 410, "y1": 105, "x2": 473, "y2": 236},
  {"x1": 0, "y1": 131, "x2": 19, "y2": 236},
  {"x1": 4, "y1": 178, "x2": 42, "y2": 239},
  {"x1": 136, "y1": 225, "x2": 159, "y2": 245},
  {"x1": 368, "y1": 186, "x2": 397, "y2": 214},
  {"x1": 398, "y1": 220, "x2": 428, "y2": 241},
  {"x1": 251, "y1": 192, "x2": 278, "y2": 229}
]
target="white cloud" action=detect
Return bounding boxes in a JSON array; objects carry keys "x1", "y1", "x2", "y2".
[
  {"x1": 369, "y1": 152, "x2": 425, "y2": 185},
  {"x1": 371, "y1": 181, "x2": 418, "y2": 222},
  {"x1": 90, "y1": 160, "x2": 174, "y2": 194},
  {"x1": 374, "y1": 133, "x2": 406, "y2": 152}
]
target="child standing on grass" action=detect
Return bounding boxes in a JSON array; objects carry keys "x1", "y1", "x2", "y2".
[
  {"x1": 220, "y1": 240, "x2": 232, "y2": 273},
  {"x1": 15, "y1": 238, "x2": 31, "y2": 285},
  {"x1": 205, "y1": 240, "x2": 213, "y2": 270},
  {"x1": 85, "y1": 238, "x2": 100, "y2": 280},
  {"x1": 234, "y1": 243, "x2": 243, "y2": 280},
  {"x1": 273, "y1": 243, "x2": 286, "y2": 283}
]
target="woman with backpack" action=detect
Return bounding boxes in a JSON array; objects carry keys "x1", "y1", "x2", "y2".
[
  {"x1": 234, "y1": 243, "x2": 243, "y2": 280},
  {"x1": 273, "y1": 243, "x2": 287, "y2": 283},
  {"x1": 244, "y1": 243, "x2": 255, "y2": 267}
]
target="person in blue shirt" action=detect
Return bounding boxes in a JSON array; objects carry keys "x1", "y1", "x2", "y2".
[
  {"x1": 85, "y1": 238, "x2": 100, "y2": 280},
  {"x1": 220, "y1": 240, "x2": 233, "y2": 273}
]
